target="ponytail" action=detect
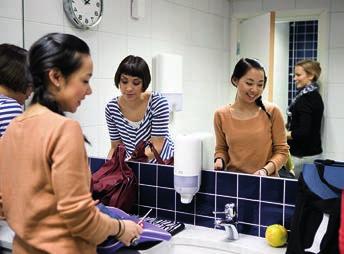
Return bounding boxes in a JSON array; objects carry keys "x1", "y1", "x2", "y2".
[{"x1": 255, "y1": 96, "x2": 270, "y2": 119}]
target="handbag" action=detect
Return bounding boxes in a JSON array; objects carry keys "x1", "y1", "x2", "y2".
[
  {"x1": 278, "y1": 166, "x2": 296, "y2": 179},
  {"x1": 278, "y1": 151, "x2": 295, "y2": 179},
  {"x1": 130, "y1": 140, "x2": 174, "y2": 165},
  {"x1": 91, "y1": 144, "x2": 137, "y2": 213},
  {"x1": 286, "y1": 159, "x2": 344, "y2": 254}
]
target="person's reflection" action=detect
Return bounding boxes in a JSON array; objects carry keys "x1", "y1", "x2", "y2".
[
  {"x1": 286, "y1": 59, "x2": 324, "y2": 177},
  {"x1": 0, "y1": 44, "x2": 33, "y2": 137},
  {"x1": 105, "y1": 55, "x2": 174, "y2": 162},
  {"x1": 213, "y1": 58, "x2": 289, "y2": 176}
]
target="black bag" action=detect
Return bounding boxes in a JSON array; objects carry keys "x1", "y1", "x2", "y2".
[
  {"x1": 286, "y1": 159, "x2": 344, "y2": 254},
  {"x1": 278, "y1": 166, "x2": 296, "y2": 179}
]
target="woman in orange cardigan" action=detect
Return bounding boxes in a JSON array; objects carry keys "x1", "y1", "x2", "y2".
[
  {"x1": 0, "y1": 33, "x2": 142, "y2": 254},
  {"x1": 214, "y1": 58, "x2": 289, "y2": 176}
]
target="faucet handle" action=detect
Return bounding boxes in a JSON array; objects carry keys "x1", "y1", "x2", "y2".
[
  {"x1": 213, "y1": 203, "x2": 235, "y2": 215},
  {"x1": 213, "y1": 203, "x2": 237, "y2": 222},
  {"x1": 224, "y1": 203, "x2": 236, "y2": 220}
]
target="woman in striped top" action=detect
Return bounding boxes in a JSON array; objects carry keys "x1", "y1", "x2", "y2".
[
  {"x1": 0, "y1": 44, "x2": 32, "y2": 137},
  {"x1": 105, "y1": 55, "x2": 174, "y2": 162}
]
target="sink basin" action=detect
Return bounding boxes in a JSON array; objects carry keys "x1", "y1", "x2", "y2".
[
  {"x1": 158, "y1": 238, "x2": 240, "y2": 254},
  {"x1": 140, "y1": 224, "x2": 286, "y2": 254}
]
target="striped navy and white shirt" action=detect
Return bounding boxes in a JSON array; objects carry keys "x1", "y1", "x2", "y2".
[
  {"x1": 105, "y1": 92, "x2": 174, "y2": 161},
  {"x1": 0, "y1": 95, "x2": 23, "y2": 137}
]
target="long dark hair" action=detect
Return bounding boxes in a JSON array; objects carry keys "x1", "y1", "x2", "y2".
[
  {"x1": 28, "y1": 33, "x2": 90, "y2": 115},
  {"x1": 231, "y1": 58, "x2": 270, "y2": 118},
  {"x1": 28, "y1": 33, "x2": 91, "y2": 143}
]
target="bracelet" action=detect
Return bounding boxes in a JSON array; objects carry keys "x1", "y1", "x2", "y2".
[
  {"x1": 261, "y1": 168, "x2": 269, "y2": 176},
  {"x1": 214, "y1": 157, "x2": 225, "y2": 170},
  {"x1": 114, "y1": 218, "x2": 121, "y2": 237},
  {"x1": 116, "y1": 220, "x2": 125, "y2": 239}
]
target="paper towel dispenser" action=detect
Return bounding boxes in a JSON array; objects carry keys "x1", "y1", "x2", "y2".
[{"x1": 153, "y1": 53, "x2": 183, "y2": 112}]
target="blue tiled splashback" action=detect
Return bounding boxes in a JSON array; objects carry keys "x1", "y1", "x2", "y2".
[{"x1": 90, "y1": 157, "x2": 297, "y2": 238}]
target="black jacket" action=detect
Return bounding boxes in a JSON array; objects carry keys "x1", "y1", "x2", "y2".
[
  {"x1": 286, "y1": 173, "x2": 340, "y2": 254},
  {"x1": 287, "y1": 90, "x2": 324, "y2": 157}
]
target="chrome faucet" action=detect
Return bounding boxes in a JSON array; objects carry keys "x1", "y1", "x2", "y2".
[{"x1": 213, "y1": 203, "x2": 239, "y2": 240}]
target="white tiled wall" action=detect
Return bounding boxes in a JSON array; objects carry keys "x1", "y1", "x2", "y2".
[
  {"x1": 229, "y1": 0, "x2": 344, "y2": 161},
  {"x1": 0, "y1": 0, "x2": 231, "y2": 158},
  {"x1": 1, "y1": 0, "x2": 343, "y2": 161}
]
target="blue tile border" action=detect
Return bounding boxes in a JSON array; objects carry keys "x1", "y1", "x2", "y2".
[
  {"x1": 89, "y1": 157, "x2": 106, "y2": 174},
  {"x1": 157, "y1": 165, "x2": 174, "y2": 188},
  {"x1": 199, "y1": 170, "x2": 215, "y2": 194},
  {"x1": 140, "y1": 163, "x2": 157, "y2": 186},
  {"x1": 260, "y1": 202, "x2": 284, "y2": 226},
  {"x1": 216, "y1": 171, "x2": 237, "y2": 197},
  {"x1": 261, "y1": 177, "x2": 284, "y2": 203},
  {"x1": 89, "y1": 158, "x2": 297, "y2": 238},
  {"x1": 238, "y1": 175, "x2": 260, "y2": 200}
]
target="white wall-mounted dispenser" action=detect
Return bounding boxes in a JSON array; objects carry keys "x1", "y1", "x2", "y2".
[
  {"x1": 153, "y1": 53, "x2": 183, "y2": 112},
  {"x1": 131, "y1": 0, "x2": 145, "y2": 19},
  {"x1": 190, "y1": 132, "x2": 215, "y2": 170},
  {"x1": 174, "y1": 134, "x2": 202, "y2": 204}
]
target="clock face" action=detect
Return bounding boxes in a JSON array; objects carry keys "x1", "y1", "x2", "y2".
[{"x1": 64, "y1": 0, "x2": 103, "y2": 29}]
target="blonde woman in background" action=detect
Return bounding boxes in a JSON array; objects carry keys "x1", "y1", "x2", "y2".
[{"x1": 286, "y1": 59, "x2": 324, "y2": 177}]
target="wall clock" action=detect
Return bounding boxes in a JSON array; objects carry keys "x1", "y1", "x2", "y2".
[{"x1": 63, "y1": 0, "x2": 103, "y2": 29}]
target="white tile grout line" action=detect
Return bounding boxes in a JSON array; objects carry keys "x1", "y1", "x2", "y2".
[
  {"x1": 138, "y1": 163, "x2": 141, "y2": 216},
  {"x1": 155, "y1": 164, "x2": 158, "y2": 218},
  {"x1": 236, "y1": 174, "x2": 239, "y2": 226},
  {"x1": 283, "y1": 179, "x2": 286, "y2": 227},
  {"x1": 214, "y1": 171, "x2": 217, "y2": 227},
  {"x1": 258, "y1": 176, "x2": 262, "y2": 237},
  {"x1": 194, "y1": 193, "x2": 197, "y2": 225}
]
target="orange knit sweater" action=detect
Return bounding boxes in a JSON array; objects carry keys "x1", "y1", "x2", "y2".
[
  {"x1": 214, "y1": 103, "x2": 289, "y2": 175},
  {"x1": 0, "y1": 108, "x2": 116, "y2": 254}
]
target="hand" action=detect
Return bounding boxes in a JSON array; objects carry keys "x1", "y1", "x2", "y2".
[
  {"x1": 254, "y1": 169, "x2": 267, "y2": 176},
  {"x1": 214, "y1": 158, "x2": 224, "y2": 170},
  {"x1": 117, "y1": 220, "x2": 143, "y2": 246}
]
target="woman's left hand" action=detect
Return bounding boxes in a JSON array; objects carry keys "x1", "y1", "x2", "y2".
[{"x1": 254, "y1": 169, "x2": 268, "y2": 176}]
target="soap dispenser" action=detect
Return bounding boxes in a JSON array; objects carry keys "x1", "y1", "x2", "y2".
[{"x1": 174, "y1": 134, "x2": 202, "y2": 204}]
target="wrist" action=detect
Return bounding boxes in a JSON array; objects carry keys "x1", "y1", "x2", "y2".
[
  {"x1": 214, "y1": 157, "x2": 225, "y2": 169},
  {"x1": 113, "y1": 219, "x2": 121, "y2": 237},
  {"x1": 261, "y1": 167, "x2": 269, "y2": 176}
]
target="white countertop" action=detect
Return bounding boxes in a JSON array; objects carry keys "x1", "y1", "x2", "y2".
[
  {"x1": 140, "y1": 224, "x2": 286, "y2": 254},
  {"x1": 0, "y1": 221, "x2": 286, "y2": 254}
]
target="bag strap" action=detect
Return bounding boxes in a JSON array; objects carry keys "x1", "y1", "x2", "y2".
[
  {"x1": 116, "y1": 144, "x2": 134, "y2": 177},
  {"x1": 303, "y1": 163, "x2": 339, "y2": 199},
  {"x1": 146, "y1": 141, "x2": 165, "y2": 164},
  {"x1": 314, "y1": 159, "x2": 344, "y2": 190}
]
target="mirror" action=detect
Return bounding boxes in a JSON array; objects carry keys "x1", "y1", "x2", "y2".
[{"x1": 15, "y1": 2, "x2": 332, "y2": 171}]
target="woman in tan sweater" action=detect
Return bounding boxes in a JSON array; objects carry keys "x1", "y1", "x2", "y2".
[
  {"x1": 0, "y1": 33, "x2": 142, "y2": 253},
  {"x1": 214, "y1": 58, "x2": 289, "y2": 176}
]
